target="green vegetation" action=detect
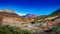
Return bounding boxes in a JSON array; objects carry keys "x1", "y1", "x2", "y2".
[{"x1": 0, "y1": 24, "x2": 34, "y2": 34}]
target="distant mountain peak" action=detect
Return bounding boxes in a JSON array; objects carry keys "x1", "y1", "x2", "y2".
[
  {"x1": 21, "y1": 14, "x2": 38, "y2": 18},
  {"x1": 26, "y1": 14, "x2": 38, "y2": 16}
]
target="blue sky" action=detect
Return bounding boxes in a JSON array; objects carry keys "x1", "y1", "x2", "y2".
[{"x1": 0, "y1": 0, "x2": 60, "y2": 16}]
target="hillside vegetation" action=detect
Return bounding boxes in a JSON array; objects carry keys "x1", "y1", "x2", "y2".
[{"x1": 0, "y1": 24, "x2": 34, "y2": 34}]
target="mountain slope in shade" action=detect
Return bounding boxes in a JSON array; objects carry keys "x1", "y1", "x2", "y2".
[
  {"x1": 51, "y1": 9, "x2": 60, "y2": 15},
  {"x1": 21, "y1": 14, "x2": 38, "y2": 18},
  {"x1": 48, "y1": 9, "x2": 60, "y2": 17}
]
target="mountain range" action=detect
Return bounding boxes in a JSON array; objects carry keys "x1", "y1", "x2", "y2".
[
  {"x1": 0, "y1": 8, "x2": 60, "y2": 22},
  {"x1": 21, "y1": 14, "x2": 38, "y2": 18}
]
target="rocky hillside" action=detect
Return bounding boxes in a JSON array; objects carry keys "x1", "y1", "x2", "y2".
[{"x1": 0, "y1": 9, "x2": 21, "y2": 18}]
